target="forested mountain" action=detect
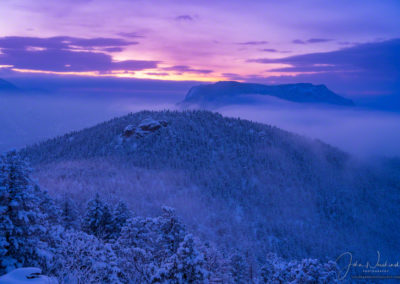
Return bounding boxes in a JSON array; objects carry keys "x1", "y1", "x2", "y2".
[
  {"x1": 180, "y1": 81, "x2": 354, "y2": 108},
  {"x1": 18, "y1": 110, "x2": 400, "y2": 282}
]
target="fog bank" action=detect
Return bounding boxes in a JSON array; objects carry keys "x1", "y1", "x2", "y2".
[{"x1": 1, "y1": 93, "x2": 399, "y2": 157}]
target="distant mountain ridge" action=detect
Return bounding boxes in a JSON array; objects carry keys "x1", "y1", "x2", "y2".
[
  {"x1": 181, "y1": 81, "x2": 354, "y2": 107},
  {"x1": 0, "y1": 78, "x2": 19, "y2": 92}
]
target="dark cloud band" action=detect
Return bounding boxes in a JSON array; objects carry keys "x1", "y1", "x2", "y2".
[{"x1": 0, "y1": 36, "x2": 158, "y2": 73}]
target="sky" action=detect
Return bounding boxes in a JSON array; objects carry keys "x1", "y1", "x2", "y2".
[
  {"x1": 0, "y1": 0, "x2": 400, "y2": 156},
  {"x1": 0, "y1": 0, "x2": 399, "y2": 98}
]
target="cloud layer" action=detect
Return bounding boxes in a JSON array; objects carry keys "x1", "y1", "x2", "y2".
[
  {"x1": 0, "y1": 1, "x2": 399, "y2": 95},
  {"x1": 162, "y1": 65, "x2": 213, "y2": 74},
  {"x1": 251, "y1": 39, "x2": 400, "y2": 75},
  {"x1": 292, "y1": 38, "x2": 332, "y2": 44},
  {"x1": 237, "y1": 41, "x2": 269, "y2": 45},
  {"x1": 0, "y1": 36, "x2": 158, "y2": 73},
  {"x1": 245, "y1": 39, "x2": 400, "y2": 97}
]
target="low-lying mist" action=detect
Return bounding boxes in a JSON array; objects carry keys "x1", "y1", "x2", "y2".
[
  {"x1": 1, "y1": 92, "x2": 399, "y2": 158},
  {"x1": 0, "y1": 93, "x2": 176, "y2": 152},
  {"x1": 216, "y1": 102, "x2": 400, "y2": 158}
]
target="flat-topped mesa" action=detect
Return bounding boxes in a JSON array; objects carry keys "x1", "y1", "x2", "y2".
[{"x1": 181, "y1": 81, "x2": 354, "y2": 107}]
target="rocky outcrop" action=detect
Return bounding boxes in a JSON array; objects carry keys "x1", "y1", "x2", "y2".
[
  {"x1": 122, "y1": 125, "x2": 136, "y2": 138},
  {"x1": 122, "y1": 118, "x2": 168, "y2": 138},
  {"x1": 138, "y1": 118, "x2": 162, "y2": 132}
]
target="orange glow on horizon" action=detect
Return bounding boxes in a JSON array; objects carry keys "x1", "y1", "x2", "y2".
[
  {"x1": 10, "y1": 67, "x2": 313, "y2": 83},
  {"x1": 11, "y1": 68, "x2": 228, "y2": 82}
]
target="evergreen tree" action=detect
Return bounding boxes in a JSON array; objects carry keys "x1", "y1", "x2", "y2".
[
  {"x1": 111, "y1": 201, "x2": 131, "y2": 239},
  {"x1": 115, "y1": 208, "x2": 199, "y2": 283},
  {"x1": 260, "y1": 254, "x2": 276, "y2": 283},
  {"x1": 155, "y1": 206, "x2": 186, "y2": 261},
  {"x1": 230, "y1": 251, "x2": 248, "y2": 284},
  {"x1": 53, "y1": 230, "x2": 122, "y2": 283},
  {"x1": 101, "y1": 203, "x2": 114, "y2": 240},
  {"x1": 60, "y1": 197, "x2": 80, "y2": 230},
  {"x1": 115, "y1": 217, "x2": 156, "y2": 282},
  {"x1": 152, "y1": 234, "x2": 208, "y2": 283},
  {"x1": 82, "y1": 193, "x2": 106, "y2": 238},
  {"x1": 199, "y1": 242, "x2": 231, "y2": 283},
  {"x1": 37, "y1": 187, "x2": 61, "y2": 225},
  {"x1": 0, "y1": 151, "x2": 48, "y2": 273}
]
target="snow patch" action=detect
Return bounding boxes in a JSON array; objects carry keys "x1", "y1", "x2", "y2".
[{"x1": 0, "y1": 268, "x2": 57, "y2": 284}]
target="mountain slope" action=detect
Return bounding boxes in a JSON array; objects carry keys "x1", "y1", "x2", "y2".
[
  {"x1": 0, "y1": 78, "x2": 19, "y2": 92},
  {"x1": 21, "y1": 110, "x2": 399, "y2": 263},
  {"x1": 181, "y1": 81, "x2": 354, "y2": 108}
]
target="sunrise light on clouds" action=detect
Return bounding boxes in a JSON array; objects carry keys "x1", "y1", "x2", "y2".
[{"x1": 1, "y1": 0, "x2": 399, "y2": 87}]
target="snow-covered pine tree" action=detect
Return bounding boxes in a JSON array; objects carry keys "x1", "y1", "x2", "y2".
[
  {"x1": 152, "y1": 234, "x2": 208, "y2": 283},
  {"x1": 111, "y1": 201, "x2": 131, "y2": 239},
  {"x1": 0, "y1": 156, "x2": 11, "y2": 273},
  {"x1": 199, "y1": 241, "x2": 231, "y2": 283},
  {"x1": 60, "y1": 197, "x2": 80, "y2": 230},
  {"x1": 52, "y1": 230, "x2": 122, "y2": 283},
  {"x1": 115, "y1": 216, "x2": 156, "y2": 282},
  {"x1": 230, "y1": 251, "x2": 248, "y2": 284},
  {"x1": 260, "y1": 253, "x2": 278, "y2": 283},
  {"x1": 115, "y1": 208, "x2": 200, "y2": 283},
  {"x1": 36, "y1": 188, "x2": 60, "y2": 226},
  {"x1": 101, "y1": 203, "x2": 114, "y2": 240},
  {"x1": 155, "y1": 206, "x2": 186, "y2": 261},
  {"x1": 82, "y1": 194, "x2": 118, "y2": 240},
  {"x1": 82, "y1": 193, "x2": 106, "y2": 238},
  {"x1": 0, "y1": 151, "x2": 48, "y2": 273}
]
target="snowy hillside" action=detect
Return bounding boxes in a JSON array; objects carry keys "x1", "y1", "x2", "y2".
[
  {"x1": 17, "y1": 110, "x2": 400, "y2": 281},
  {"x1": 0, "y1": 150, "x2": 338, "y2": 283},
  {"x1": 180, "y1": 81, "x2": 354, "y2": 108}
]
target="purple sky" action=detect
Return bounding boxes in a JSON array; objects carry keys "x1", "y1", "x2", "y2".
[{"x1": 0, "y1": 0, "x2": 399, "y2": 96}]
